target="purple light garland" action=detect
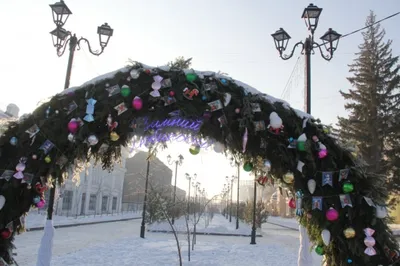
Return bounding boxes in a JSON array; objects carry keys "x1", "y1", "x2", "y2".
[{"x1": 143, "y1": 117, "x2": 203, "y2": 132}]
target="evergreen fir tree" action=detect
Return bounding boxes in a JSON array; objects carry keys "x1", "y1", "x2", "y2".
[
  {"x1": 337, "y1": 11, "x2": 400, "y2": 192},
  {"x1": 168, "y1": 56, "x2": 192, "y2": 69}
]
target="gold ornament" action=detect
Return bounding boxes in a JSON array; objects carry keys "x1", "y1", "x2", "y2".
[
  {"x1": 110, "y1": 132, "x2": 120, "y2": 141},
  {"x1": 283, "y1": 172, "x2": 294, "y2": 184},
  {"x1": 343, "y1": 227, "x2": 356, "y2": 239},
  {"x1": 44, "y1": 155, "x2": 51, "y2": 164}
]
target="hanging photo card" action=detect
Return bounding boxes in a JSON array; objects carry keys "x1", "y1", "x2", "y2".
[
  {"x1": 39, "y1": 140, "x2": 55, "y2": 155},
  {"x1": 161, "y1": 79, "x2": 172, "y2": 88},
  {"x1": 339, "y1": 169, "x2": 350, "y2": 181},
  {"x1": 56, "y1": 155, "x2": 68, "y2": 169},
  {"x1": 25, "y1": 124, "x2": 40, "y2": 138},
  {"x1": 64, "y1": 101, "x2": 78, "y2": 115},
  {"x1": 114, "y1": 102, "x2": 128, "y2": 116},
  {"x1": 340, "y1": 194, "x2": 353, "y2": 208},
  {"x1": 106, "y1": 84, "x2": 121, "y2": 97},
  {"x1": 23, "y1": 173, "x2": 34, "y2": 184},
  {"x1": 218, "y1": 115, "x2": 228, "y2": 127},
  {"x1": 208, "y1": 100, "x2": 223, "y2": 112},
  {"x1": 312, "y1": 196, "x2": 323, "y2": 210},
  {"x1": 253, "y1": 121, "x2": 266, "y2": 131},
  {"x1": 251, "y1": 103, "x2": 261, "y2": 113},
  {"x1": 203, "y1": 82, "x2": 218, "y2": 92},
  {"x1": 364, "y1": 196, "x2": 376, "y2": 207},
  {"x1": 322, "y1": 172, "x2": 333, "y2": 187},
  {"x1": 163, "y1": 96, "x2": 177, "y2": 106},
  {"x1": 0, "y1": 170, "x2": 14, "y2": 181}
]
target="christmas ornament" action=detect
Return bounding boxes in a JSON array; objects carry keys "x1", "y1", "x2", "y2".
[
  {"x1": 132, "y1": 96, "x2": 143, "y2": 110},
  {"x1": 343, "y1": 227, "x2": 356, "y2": 239},
  {"x1": 13, "y1": 157, "x2": 27, "y2": 179},
  {"x1": 0, "y1": 229, "x2": 11, "y2": 239},
  {"x1": 326, "y1": 207, "x2": 339, "y2": 221},
  {"x1": 9, "y1": 137, "x2": 18, "y2": 146},
  {"x1": 87, "y1": 135, "x2": 99, "y2": 146},
  {"x1": 169, "y1": 90, "x2": 175, "y2": 97},
  {"x1": 347, "y1": 259, "x2": 353, "y2": 264},
  {"x1": 321, "y1": 229, "x2": 331, "y2": 246},
  {"x1": 235, "y1": 108, "x2": 240, "y2": 114},
  {"x1": 32, "y1": 154, "x2": 38, "y2": 160},
  {"x1": 35, "y1": 183, "x2": 47, "y2": 193},
  {"x1": 183, "y1": 87, "x2": 199, "y2": 100},
  {"x1": 307, "y1": 179, "x2": 316, "y2": 194},
  {"x1": 342, "y1": 181, "x2": 354, "y2": 193},
  {"x1": 114, "y1": 102, "x2": 128, "y2": 115},
  {"x1": 150, "y1": 75, "x2": 163, "y2": 97},
  {"x1": 130, "y1": 69, "x2": 140, "y2": 79},
  {"x1": 208, "y1": 100, "x2": 223, "y2": 111},
  {"x1": 375, "y1": 205, "x2": 388, "y2": 219},
  {"x1": 322, "y1": 172, "x2": 333, "y2": 187},
  {"x1": 223, "y1": 93, "x2": 232, "y2": 106},
  {"x1": 257, "y1": 175, "x2": 268, "y2": 186},
  {"x1": 68, "y1": 133, "x2": 75, "y2": 142},
  {"x1": 213, "y1": 142, "x2": 224, "y2": 153},
  {"x1": 83, "y1": 98, "x2": 97, "y2": 122},
  {"x1": 263, "y1": 160, "x2": 271, "y2": 172},
  {"x1": 306, "y1": 212, "x2": 312, "y2": 219},
  {"x1": 33, "y1": 196, "x2": 41, "y2": 204},
  {"x1": 364, "y1": 228, "x2": 376, "y2": 256},
  {"x1": 110, "y1": 131, "x2": 120, "y2": 141},
  {"x1": 283, "y1": 172, "x2": 294, "y2": 184},
  {"x1": 340, "y1": 194, "x2": 353, "y2": 208},
  {"x1": 243, "y1": 162, "x2": 253, "y2": 172},
  {"x1": 318, "y1": 143, "x2": 328, "y2": 158},
  {"x1": 44, "y1": 155, "x2": 51, "y2": 163},
  {"x1": 242, "y1": 127, "x2": 248, "y2": 153},
  {"x1": 295, "y1": 190, "x2": 304, "y2": 216},
  {"x1": 315, "y1": 245, "x2": 324, "y2": 255},
  {"x1": 37, "y1": 199, "x2": 46, "y2": 209},
  {"x1": 120, "y1": 85, "x2": 131, "y2": 97},
  {"x1": 312, "y1": 196, "x2": 323, "y2": 210},
  {"x1": 268, "y1": 112, "x2": 283, "y2": 134},
  {"x1": 68, "y1": 119, "x2": 80, "y2": 134},
  {"x1": 339, "y1": 169, "x2": 350, "y2": 181},
  {"x1": 0, "y1": 195, "x2": 6, "y2": 210},
  {"x1": 186, "y1": 73, "x2": 197, "y2": 82},
  {"x1": 106, "y1": 114, "x2": 118, "y2": 131},
  {"x1": 288, "y1": 198, "x2": 296, "y2": 209},
  {"x1": 297, "y1": 134, "x2": 307, "y2": 151},
  {"x1": 189, "y1": 144, "x2": 200, "y2": 155}
]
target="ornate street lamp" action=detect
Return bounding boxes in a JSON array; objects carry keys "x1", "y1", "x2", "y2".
[
  {"x1": 46, "y1": 0, "x2": 114, "y2": 224},
  {"x1": 167, "y1": 154, "x2": 184, "y2": 225},
  {"x1": 271, "y1": 3, "x2": 341, "y2": 114}
]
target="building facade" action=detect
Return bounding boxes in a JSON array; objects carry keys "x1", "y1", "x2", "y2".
[{"x1": 54, "y1": 147, "x2": 128, "y2": 216}]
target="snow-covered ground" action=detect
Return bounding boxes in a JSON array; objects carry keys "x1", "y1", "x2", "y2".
[
  {"x1": 26, "y1": 211, "x2": 141, "y2": 229},
  {"x1": 14, "y1": 215, "x2": 323, "y2": 266},
  {"x1": 149, "y1": 214, "x2": 256, "y2": 236},
  {"x1": 267, "y1": 216, "x2": 400, "y2": 236}
]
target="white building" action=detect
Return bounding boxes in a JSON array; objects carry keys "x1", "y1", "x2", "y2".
[{"x1": 55, "y1": 147, "x2": 128, "y2": 216}]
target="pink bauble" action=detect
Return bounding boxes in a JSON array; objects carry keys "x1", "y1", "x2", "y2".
[
  {"x1": 16, "y1": 163, "x2": 26, "y2": 172},
  {"x1": 37, "y1": 200, "x2": 46, "y2": 209},
  {"x1": 318, "y1": 149, "x2": 328, "y2": 159},
  {"x1": 326, "y1": 207, "x2": 339, "y2": 221},
  {"x1": 288, "y1": 198, "x2": 296, "y2": 209},
  {"x1": 132, "y1": 96, "x2": 143, "y2": 110},
  {"x1": 68, "y1": 120, "x2": 79, "y2": 134}
]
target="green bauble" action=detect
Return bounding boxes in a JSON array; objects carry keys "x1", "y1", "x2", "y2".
[
  {"x1": 342, "y1": 182, "x2": 354, "y2": 193},
  {"x1": 297, "y1": 141, "x2": 306, "y2": 151},
  {"x1": 189, "y1": 144, "x2": 200, "y2": 155},
  {"x1": 243, "y1": 162, "x2": 253, "y2": 172},
  {"x1": 186, "y1": 73, "x2": 197, "y2": 82},
  {"x1": 121, "y1": 85, "x2": 131, "y2": 97},
  {"x1": 315, "y1": 245, "x2": 324, "y2": 256}
]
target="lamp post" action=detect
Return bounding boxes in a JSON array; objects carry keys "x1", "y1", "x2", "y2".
[
  {"x1": 250, "y1": 171, "x2": 257, "y2": 245},
  {"x1": 140, "y1": 156, "x2": 151, "y2": 238},
  {"x1": 271, "y1": 3, "x2": 341, "y2": 115},
  {"x1": 46, "y1": 0, "x2": 114, "y2": 221},
  {"x1": 192, "y1": 181, "x2": 200, "y2": 248},
  {"x1": 226, "y1": 176, "x2": 235, "y2": 223},
  {"x1": 167, "y1": 154, "x2": 184, "y2": 225}
]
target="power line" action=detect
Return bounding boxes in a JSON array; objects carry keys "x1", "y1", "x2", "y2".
[{"x1": 341, "y1": 11, "x2": 400, "y2": 39}]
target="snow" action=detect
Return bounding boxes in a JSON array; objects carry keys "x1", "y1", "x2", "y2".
[
  {"x1": 14, "y1": 215, "x2": 323, "y2": 266},
  {"x1": 149, "y1": 214, "x2": 257, "y2": 236},
  {"x1": 59, "y1": 62, "x2": 313, "y2": 121},
  {"x1": 25, "y1": 211, "x2": 140, "y2": 230}
]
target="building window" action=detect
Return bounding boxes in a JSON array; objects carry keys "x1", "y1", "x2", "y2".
[
  {"x1": 102, "y1": 196, "x2": 108, "y2": 211},
  {"x1": 112, "y1": 197, "x2": 117, "y2": 210},
  {"x1": 62, "y1": 190, "x2": 73, "y2": 210},
  {"x1": 89, "y1": 194, "x2": 97, "y2": 210}
]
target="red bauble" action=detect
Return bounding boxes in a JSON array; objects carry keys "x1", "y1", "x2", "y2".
[
  {"x1": 35, "y1": 183, "x2": 46, "y2": 194},
  {"x1": 288, "y1": 198, "x2": 296, "y2": 209},
  {"x1": 169, "y1": 91, "x2": 175, "y2": 97},
  {"x1": 1, "y1": 229, "x2": 11, "y2": 239}
]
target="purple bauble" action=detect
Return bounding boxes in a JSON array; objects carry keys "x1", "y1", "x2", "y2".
[
  {"x1": 326, "y1": 207, "x2": 339, "y2": 221},
  {"x1": 318, "y1": 149, "x2": 328, "y2": 159},
  {"x1": 37, "y1": 199, "x2": 46, "y2": 209},
  {"x1": 132, "y1": 96, "x2": 143, "y2": 110},
  {"x1": 68, "y1": 120, "x2": 79, "y2": 134},
  {"x1": 16, "y1": 163, "x2": 25, "y2": 172}
]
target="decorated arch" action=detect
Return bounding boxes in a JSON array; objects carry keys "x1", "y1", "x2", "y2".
[{"x1": 0, "y1": 62, "x2": 399, "y2": 265}]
